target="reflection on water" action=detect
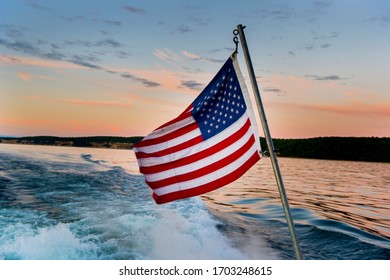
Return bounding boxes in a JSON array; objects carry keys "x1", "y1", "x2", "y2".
[{"x1": 203, "y1": 157, "x2": 390, "y2": 241}]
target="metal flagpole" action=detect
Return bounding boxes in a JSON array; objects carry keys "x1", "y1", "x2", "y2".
[{"x1": 236, "y1": 24, "x2": 303, "y2": 260}]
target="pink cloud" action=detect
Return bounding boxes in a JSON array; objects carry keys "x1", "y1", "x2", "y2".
[
  {"x1": 16, "y1": 71, "x2": 56, "y2": 81},
  {"x1": 17, "y1": 71, "x2": 32, "y2": 81},
  {"x1": 153, "y1": 48, "x2": 180, "y2": 63},
  {"x1": 0, "y1": 55, "x2": 83, "y2": 69}
]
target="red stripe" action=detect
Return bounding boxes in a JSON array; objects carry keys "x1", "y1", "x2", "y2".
[
  {"x1": 152, "y1": 151, "x2": 260, "y2": 204},
  {"x1": 152, "y1": 108, "x2": 193, "y2": 131},
  {"x1": 138, "y1": 118, "x2": 252, "y2": 174},
  {"x1": 134, "y1": 121, "x2": 198, "y2": 148},
  {"x1": 146, "y1": 134, "x2": 256, "y2": 189},
  {"x1": 135, "y1": 135, "x2": 203, "y2": 159}
]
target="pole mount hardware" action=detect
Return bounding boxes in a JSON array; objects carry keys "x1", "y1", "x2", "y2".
[{"x1": 232, "y1": 29, "x2": 239, "y2": 56}]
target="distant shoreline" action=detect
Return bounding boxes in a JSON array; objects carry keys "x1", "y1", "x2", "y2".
[
  {"x1": 0, "y1": 136, "x2": 143, "y2": 150},
  {"x1": 1, "y1": 135, "x2": 389, "y2": 163}
]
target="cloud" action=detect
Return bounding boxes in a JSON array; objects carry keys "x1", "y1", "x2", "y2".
[
  {"x1": 0, "y1": 30, "x2": 158, "y2": 87},
  {"x1": 69, "y1": 54, "x2": 101, "y2": 69},
  {"x1": 104, "y1": 20, "x2": 122, "y2": 26},
  {"x1": 41, "y1": 51, "x2": 67, "y2": 61},
  {"x1": 303, "y1": 0, "x2": 333, "y2": 22},
  {"x1": 264, "y1": 87, "x2": 286, "y2": 96},
  {"x1": 249, "y1": 7, "x2": 294, "y2": 21},
  {"x1": 96, "y1": 39, "x2": 126, "y2": 48},
  {"x1": 68, "y1": 59, "x2": 102, "y2": 70},
  {"x1": 369, "y1": 14, "x2": 390, "y2": 26},
  {"x1": 135, "y1": 78, "x2": 161, "y2": 88},
  {"x1": 123, "y1": 5, "x2": 145, "y2": 14},
  {"x1": 189, "y1": 16, "x2": 209, "y2": 26},
  {"x1": 0, "y1": 55, "x2": 22, "y2": 64},
  {"x1": 288, "y1": 51, "x2": 296, "y2": 57},
  {"x1": 116, "y1": 51, "x2": 132, "y2": 59},
  {"x1": 175, "y1": 25, "x2": 192, "y2": 34},
  {"x1": 182, "y1": 50, "x2": 224, "y2": 64},
  {"x1": 17, "y1": 71, "x2": 55, "y2": 81},
  {"x1": 305, "y1": 74, "x2": 344, "y2": 81},
  {"x1": 313, "y1": 31, "x2": 339, "y2": 41},
  {"x1": 0, "y1": 54, "x2": 82, "y2": 69},
  {"x1": 320, "y1": 43, "x2": 331, "y2": 48},
  {"x1": 23, "y1": 0, "x2": 49, "y2": 11},
  {"x1": 63, "y1": 39, "x2": 126, "y2": 48},
  {"x1": 180, "y1": 80, "x2": 204, "y2": 91},
  {"x1": 61, "y1": 15, "x2": 87, "y2": 22},
  {"x1": 153, "y1": 48, "x2": 180, "y2": 63},
  {"x1": 17, "y1": 71, "x2": 32, "y2": 81},
  {"x1": 0, "y1": 38, "x2": 41, "y2": 55},
  {"x1": 121, "y1": 73, "x2": 160, "y2": 87},
  {"x1": 0, "y1": 24, "x2": 26, "y2": 38},
  {"x1": 302, "y1": 44, "x2": 315, "y2": 51}
]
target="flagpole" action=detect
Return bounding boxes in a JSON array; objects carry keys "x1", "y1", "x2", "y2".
[{"x1": 236, "y1": 24, "x2": 303, "y2": 260}]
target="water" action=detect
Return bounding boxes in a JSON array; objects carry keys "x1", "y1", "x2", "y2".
[{"x1": 0, "y1": 144, "x2": 389, "y2": 260}]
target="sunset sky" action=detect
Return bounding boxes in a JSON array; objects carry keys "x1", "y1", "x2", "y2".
[{"x1": 1, "y1": 0, "x2": 389, "y2": 138}]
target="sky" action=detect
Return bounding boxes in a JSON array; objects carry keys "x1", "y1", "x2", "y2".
[{"x1": 1, "y1": 0, "x2": 389, "y2": 138}]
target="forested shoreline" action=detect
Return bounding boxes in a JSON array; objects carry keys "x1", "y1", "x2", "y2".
[
  {"x1": 261, "y1": 137, "x2": 390, "y2": 163},
  {"x1": 1, "y1": 136, "x2": 389, "y2": 163}
]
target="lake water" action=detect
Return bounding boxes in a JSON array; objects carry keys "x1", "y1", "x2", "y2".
[{"x1": 0, "y1": 144, "x2": 389, "y2": 260}]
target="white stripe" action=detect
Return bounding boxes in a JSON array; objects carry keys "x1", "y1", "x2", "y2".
[
  {"x1": 144, "y1": 126, "x2": 255, "y2": 182},
  {"x1": 137, "y1": 112, "x2": 255, "y2": 167},
  {"x1": 232, "y1": 58, "x2": 261, "y2": 153},
  {"x1": 153, "y1": 141, "x2": 258, "y2": 196},
  {"x1": 134, "y1": 126, "x2": 201, "y2": 154},
  {"x1": 133, "y1": 115, "x2": 195, "y2": 145}
]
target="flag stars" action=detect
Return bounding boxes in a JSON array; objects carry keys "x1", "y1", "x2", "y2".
[{"x1": 192, "y1": 63, "x2": 247, "y2": 140}]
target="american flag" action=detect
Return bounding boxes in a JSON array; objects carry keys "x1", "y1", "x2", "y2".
[{"x1": 132, "y1": 56, "x2": 261, "y2": 204}]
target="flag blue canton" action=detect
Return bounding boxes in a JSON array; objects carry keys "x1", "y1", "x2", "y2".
[{"x1": 192, "y1": 58, "x2": 246, "y2": 140}]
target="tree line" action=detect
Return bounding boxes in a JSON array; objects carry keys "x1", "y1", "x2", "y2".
[
  {"x1": 261, "y1": 137, "x2": 390, "y2": 163},
  {"x1": 1, "y1": 136, "x2": 389, "y2": 162}
]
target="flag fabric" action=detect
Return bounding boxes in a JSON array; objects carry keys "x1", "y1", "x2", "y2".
[{"x1": 132, "y1": 55, "x2": 261, "y2": 204}]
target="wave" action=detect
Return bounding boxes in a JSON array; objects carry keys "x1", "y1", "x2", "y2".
[{"x1": 0, "y1": 149, "x2": 264, "y2": 260}]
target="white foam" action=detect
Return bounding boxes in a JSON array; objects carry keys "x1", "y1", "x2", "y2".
[
  {"x1": 0, "y1": 223, "x2": 97, "y2": 260},
  {"x1": 149, "y1": 199, "x2": 247, "y2": 259}
]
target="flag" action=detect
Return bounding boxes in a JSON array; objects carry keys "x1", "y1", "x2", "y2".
[{"x1": 132, "y1": 55, "x2": 261, "y2": 204}]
